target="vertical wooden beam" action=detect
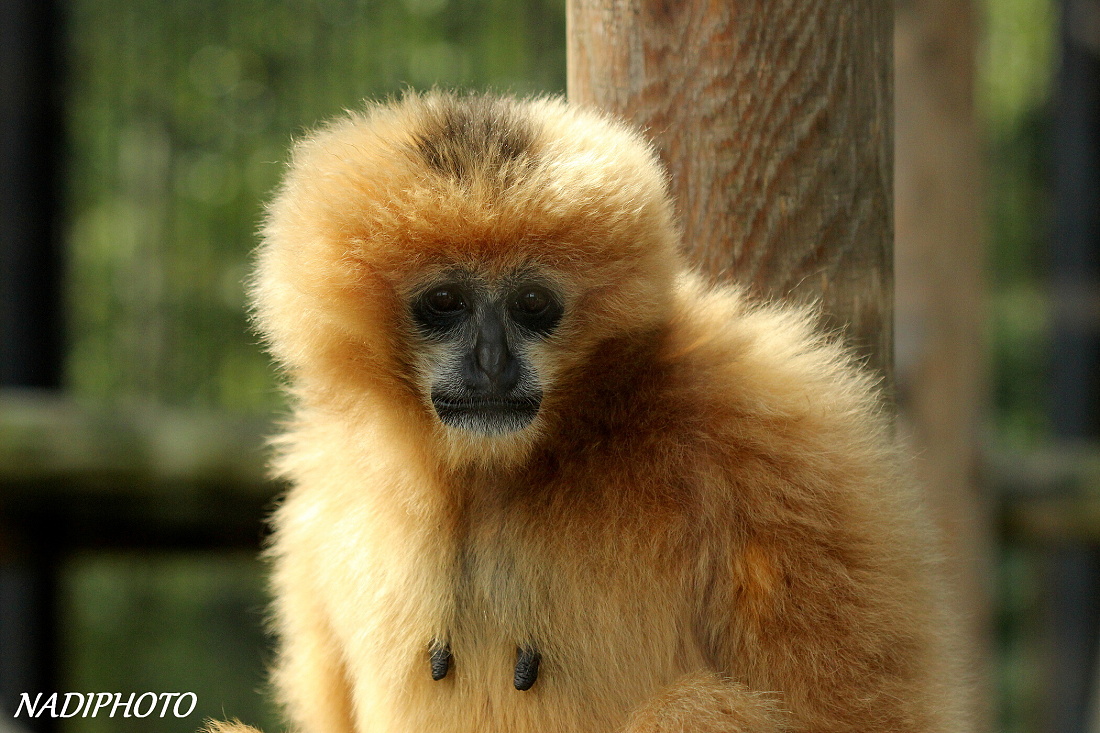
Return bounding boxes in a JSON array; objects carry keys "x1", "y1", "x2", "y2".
[
  {"x1": 567, "y1": 0, "x2": 894, "y2": 385},
  {"x1": 0, "y1": 1, "x2": 64, "y2": 729},
  {"x1": 894, "y1": 1, "x2": 990, "y2": 730},
  {"x1": 0, "y1": 0, "x2": 64, "y2": 389},
  {"x1": 1048, "y1": 2, "x2": 1100, "y2": 731}
]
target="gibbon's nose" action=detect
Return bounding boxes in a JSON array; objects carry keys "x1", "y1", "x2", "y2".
[
  {"x1": 469, "y1": 312, "x2": 520, "y2": 392},
  {"x1": 476, "y1": 340, "x2": 507, "y2": 380}
]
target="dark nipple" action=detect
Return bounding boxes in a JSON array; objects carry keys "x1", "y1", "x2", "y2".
[
  {"x1": 514, "y1": 645, "x2": 541, "y2": 691},
  {"x1": 429, "y1": 641, "x2": 452, "y2": 681}
]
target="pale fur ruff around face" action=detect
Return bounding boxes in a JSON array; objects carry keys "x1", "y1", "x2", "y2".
[{"x1": 227, "y1": 92, "x2": 968, "y2": 733}]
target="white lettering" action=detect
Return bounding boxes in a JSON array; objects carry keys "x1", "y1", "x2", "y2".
[
  {"x1": 157, "y1": 692, "x2": 179, "y2": 717},
  {"x1": 133, "y1": 692, "x2": 158, "y2": 718},
  {"x1": 37, "y1": 694, "x2": 58, "y2": 718},
  {"x1": 14, "y1": 693, "x2": 42, "y2": 718},
  {"x1": 12, "y1": 692, "x2": 197, "y2": 718},
  {"x1": 173, "y1": 693, "x2": 197, "y2": 718},
  {"x1": 111, "y1": 692, "x2": 135, "y2": 718},
  {"x1": 59, "y1": 693, "x2": 86, "y2": 718},
  {"x1": 90, "y1": 692, "x2": 113, "y2": 717}
]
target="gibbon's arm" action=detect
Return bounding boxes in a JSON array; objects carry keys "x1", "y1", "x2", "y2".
[
  {"x1": 614, "y1": 288, "x2": 958, "y2": 733},
  {"x1": 267, "y1": 546, "x2": 358, "y2": 733},
  {"x1": 625, "y1": 518, "x2": 947, "y2": 733}
]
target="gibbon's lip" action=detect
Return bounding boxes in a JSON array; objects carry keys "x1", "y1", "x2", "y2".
[
  {"x1": 433, "y1": 398, "x2": 538, "y2": 411},
  {"x1": 430, "y1": 393, "x2": 541, "y2": 433}
]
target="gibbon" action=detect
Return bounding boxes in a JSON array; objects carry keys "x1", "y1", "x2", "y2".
[{"x1": 218, "y1": 91, "x2": 966, "y2": 733}]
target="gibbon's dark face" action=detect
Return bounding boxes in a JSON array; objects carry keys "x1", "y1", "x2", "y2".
[{"x1": 411, "y1": 270, "x2": 564, "y2": 435}]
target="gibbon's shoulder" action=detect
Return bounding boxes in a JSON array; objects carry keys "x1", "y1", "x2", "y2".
[{"x1": 656, "y1": 273, "x2": 899, "y2": 487}]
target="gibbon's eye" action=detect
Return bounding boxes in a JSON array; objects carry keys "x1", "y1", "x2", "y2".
[
  {"x1": 509, "y1": 285, "x2": 563, "y2": 335},
  {"x1": 427, "y1": 287, "x2": 466, "y2": 314},
  {"x1": 413, "y1": 284, "x2": 470, "y2": 336},
  {"x1": 515, "y1": 287, "x2": 550, "y2": 315}
]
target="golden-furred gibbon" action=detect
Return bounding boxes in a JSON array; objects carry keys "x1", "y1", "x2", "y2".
[{"x1": 215, "y1": 91, "x2": 966, "y2": 733}]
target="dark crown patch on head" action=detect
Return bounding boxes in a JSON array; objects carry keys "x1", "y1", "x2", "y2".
[{"x1": 410, "y1": 94, "x2": 537, "y2": 182}]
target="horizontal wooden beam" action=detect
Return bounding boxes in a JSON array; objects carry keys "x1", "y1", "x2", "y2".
[
  {"x1": 0, "y1": 391, "x2": 279, "y2": 551},
  {"x1": 986, "y1": 445, "x2": 1100, "y2": 542},
  {"x1": 0, "y1": 390, "x2": 271, "y2": 490}
]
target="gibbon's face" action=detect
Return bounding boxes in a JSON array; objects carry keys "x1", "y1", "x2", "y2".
[
  {"x1": 253, "y1": 93, "x2": 684, "y2": 454},
  {"x1": 410, "y1": 269, "x2": 564, "y2": 435}
]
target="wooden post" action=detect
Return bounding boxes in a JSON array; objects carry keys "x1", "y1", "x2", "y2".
[
  {"x1": 567, "y1": 1, "x2": 894, "y2": 385},
  {"x1": 894, "y1": 1, "x2": 990, "y2": 730},
  {"x1": 1048, "y1": 1, "x2": 1100, "y2": 730},
  {"x1": 0, "y1": 1, "x2": 64, "y2": 729}
]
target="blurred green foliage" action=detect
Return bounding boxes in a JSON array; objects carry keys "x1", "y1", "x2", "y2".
[
  {"x1": 63, "y1": 0, "x2": 566, "y2": 412},
  {"x1": 980, "y1": 3, "x2": 1055, "y2": 732},
  {"x1": 980, "y1": 0, "x2": 1055, "y2": 448},
  {"x1": 62, "y1": 554, "x2": 274, "y2": 733},
  {"x1": 59, "y1": 2, "x2": 564, "y2": 731}
]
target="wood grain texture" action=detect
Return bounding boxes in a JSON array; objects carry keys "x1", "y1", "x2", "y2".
[{"x1": 567, "y1": 0, "x2": 894, "y2": 385}]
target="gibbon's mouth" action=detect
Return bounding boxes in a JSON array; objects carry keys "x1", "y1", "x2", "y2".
[{"x1": 431, "y1": 394, "x2": 541, "y2": 434}]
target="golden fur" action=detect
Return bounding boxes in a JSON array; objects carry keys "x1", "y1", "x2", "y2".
[{"x1": 222, "y1": 91, "x2": 965, "y2": 733}]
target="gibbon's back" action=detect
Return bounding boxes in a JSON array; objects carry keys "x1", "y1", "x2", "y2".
[{"x1": 214, "y1": 91, "x2": 969, "y2": 733}]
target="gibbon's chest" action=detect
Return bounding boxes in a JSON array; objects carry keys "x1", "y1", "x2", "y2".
[{"x1": 328, "y1": 483, "x2": 705, "y2": 733}]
